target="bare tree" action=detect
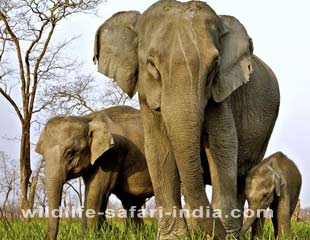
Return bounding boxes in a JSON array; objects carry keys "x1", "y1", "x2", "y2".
[
  {"x1": 27, "y1": 158, "x2": 44, "y2": 211},
  {"x1": 0, "y1": 152, "x2": 18, "y2": 215},
  {"x1": 0, "y1": 0, "x2": 103, "y2": 217},
  {"x1": 37, "y1": 74, "x2": 139, "y2": 119},
  {"x1": 34, "y1": 173, "x2": 48, "y2": 215},
  {"x1": 38, "y1": 73, "x2": 97, "y2": 116},
  {"x1": 63, "y1": 178, "x2": 84, "y2": 208},
  {"x1": 101, "y1": 80, "x2": 139, "y2": 107}
]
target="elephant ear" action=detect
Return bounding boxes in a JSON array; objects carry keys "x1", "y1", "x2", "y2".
[
  {"x1": 212, "y1": 15, "x2": 254, "y2": 103},
  {"x1": 93, "y1": 11, "x2": 140, "y2": 98},
  {"x1": 267, "y1": 165, "x2": 286, "y2": 197},
  {"x1": 88, "y1": 120, "x2": 114, "y2": 165}
]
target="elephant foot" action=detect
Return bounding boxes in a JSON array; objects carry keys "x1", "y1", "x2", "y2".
[
  {"x1": 182, "y1": 206, "x2": 227, "y2": 239},
  {"x1": 212, "y1": 206, "x2": 241, "y2": 237},
  {"x1": 157, "y1": 215, "x2": 189, "y2": 240},
  {"x1": 223, "y1": 224, "x2": 241, "y2": 238},
  {"x1": 225, "y1": 233, "x2": 241, "y2": 240}
]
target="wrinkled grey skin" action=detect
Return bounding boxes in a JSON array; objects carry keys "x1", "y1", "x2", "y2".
[
  {"x1": 241, "y1": 152, "x2": 302, "y2": 240},
  {"x1": 93, "y1": 0, "x2": 280, "y2": 239},
  {"x1": 35, "y1": 106, "x2": 153, "y2": 240}
]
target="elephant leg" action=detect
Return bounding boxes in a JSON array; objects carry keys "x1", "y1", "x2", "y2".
[
  {"x1": 140, "y1": 103, "x2": 188, "y2": 240},
  {"x1": 272, "y1": 215, "x2": 278, "y2": 239},
  {"x1": 98, "y1": 197, "x2": 109, "y2": 228},
  {"x1": 276, "y1": 199, "x2": 291, "y2": 239},
  {"x1": 204, "y1": 101, "x2": 239, "y2": 234},
  {"x1": 237, "y1": 180, "x2": 246, "y2": 225},
  {"x1": 251, "y1": 217, "x2": 265, "y2": 240},
  {"x1": 84, "y1": 181, "x2": 102, "y2": 229},
  {"x1": 120, "y1": 193, "x2": 145, "y2": 225},
  {"x1": 270, "y1": 203, "x2": 278, "y2": 239},
  {"x1": 84, "y1": 169, "x2": 118, "y2": 230}
]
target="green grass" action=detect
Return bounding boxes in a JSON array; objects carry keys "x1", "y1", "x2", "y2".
[{"x1": 0, "y1": 219, "x2": 309, "y2": 239}]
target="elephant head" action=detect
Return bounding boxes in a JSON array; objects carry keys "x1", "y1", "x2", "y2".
[
  {"x1": 93, "y1": 4, "x2": 253, "y2": 105},
  {"x1": 241, "y1": 164, "x2": 286, "y2": 234},
  {"x1": 93, "y1": 0, "x2": 253, "y2": 237},
  {"x1": 35, "y1": 113, "x2": 114, "y2": 240}
]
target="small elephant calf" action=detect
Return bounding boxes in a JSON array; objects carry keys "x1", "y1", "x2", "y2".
[{"x1": 241, "y1": 152, "x2": 301, "y2": 239}]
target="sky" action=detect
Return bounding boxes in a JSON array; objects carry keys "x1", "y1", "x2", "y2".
[{"x1": 1, "y1": 0, "x2": 310, "y2": 206}]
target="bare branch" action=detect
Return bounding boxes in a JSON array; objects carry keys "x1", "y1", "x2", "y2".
[
  {"x1": 64, "y1": 180, "x2": 83, "y2": 206},
  {"x1": 28, "y1": 158, "x2": 44, "y2": 209},
  {"x1": 0, "y1": 11, "x2": 27, "y2": 103},
  {"x1": 25, "y1": 20, "x2": 50, "y2": 95},
  {"x1": 0, "y1": 87, "x2": 23, "y2": 122},
  {"x1": 28, "y1": 23, "x2": 56, "y2": 116}
]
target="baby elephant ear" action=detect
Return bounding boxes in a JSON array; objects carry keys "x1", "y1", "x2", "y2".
[
  {"x1": 212, "y1": 15, "x2": 254, "y2": 103},
  {"x1": 268, "y1": 165, "x2": 286, "y2": 197},
  {"x1": 88, "y1": 120, "x2": 114, "y2": 165},
  {"x1": 93, "y1": 11, "x2": 140, "y2": 98}
]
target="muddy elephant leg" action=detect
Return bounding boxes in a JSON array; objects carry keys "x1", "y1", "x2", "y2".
[{"x1": 205, "y1": 101, "x2": 240, "y2": 234}]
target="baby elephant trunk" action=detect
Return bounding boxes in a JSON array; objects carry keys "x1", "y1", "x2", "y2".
[{"x1": 240, "y1": 209, "x2": 258, "y2": 235}]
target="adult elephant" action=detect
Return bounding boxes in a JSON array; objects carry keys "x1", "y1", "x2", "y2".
[
  {"x1": 35, "y1": 106, "x2": 153, "y2": 240},
  {"x1": 93, "y1": 0, "x2": 280, "y2": 239}
]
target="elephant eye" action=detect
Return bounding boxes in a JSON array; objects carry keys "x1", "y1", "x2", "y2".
[
  {"x1": 146, "y1": 58, "x2": 155, "y2": 66},
  {"x1": 64, "y1": 149, "x2": 75, "y2": 159},
  {"x1": 207, "y1": 56, "x2": 219, "y2": 82}
]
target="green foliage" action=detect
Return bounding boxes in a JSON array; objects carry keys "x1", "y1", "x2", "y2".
[{"x1": 0, "y1": 219, "x2": 309, "y2": 240}]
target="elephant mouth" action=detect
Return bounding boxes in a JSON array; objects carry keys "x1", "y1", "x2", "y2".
[
  {"x1": 66, "y1": 168, "x2": 81, "y2": 180},
  {"x1": 153, "y1": 106, "x2": 161, "y2": 112}
]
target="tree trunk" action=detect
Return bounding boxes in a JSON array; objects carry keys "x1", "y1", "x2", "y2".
[
  {"x1": 2, "y1": 185, "x2": 12, "y2": 210},
  {"x1": 19, "y1": 120, "x2": 41, "y2": 219},
  {"x1": 19, "y1": 121, "x2": 32, "y2": 219},
  {"x1": 29, "y1": 171, "x2": 40, "y2": 210}
]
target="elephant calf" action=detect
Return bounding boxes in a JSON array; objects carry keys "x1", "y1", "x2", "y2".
[
  {"x1": 36, "y1": 106, "x2": 153, "y2": 240},
  {"x1": 241, "y1": 152, "x2": 302, "y2": 239}
]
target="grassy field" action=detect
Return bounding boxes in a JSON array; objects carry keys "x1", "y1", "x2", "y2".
[{"x1": 0, "y1": 219, "x2": 309, "y2": 239}]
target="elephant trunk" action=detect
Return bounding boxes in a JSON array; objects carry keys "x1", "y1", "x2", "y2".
[
  {"x1": 240, "y1": 208, "x2": 258, "y2": 235},
  {"x1": 163, "y1": 105, "x2": 206, "y2": 205},
  {"x1": 45, "y1": 159, "x2": 65, "y2": 240},
  {"x1": 162, "y1": 96, "x2": 226, "y2": 238}
]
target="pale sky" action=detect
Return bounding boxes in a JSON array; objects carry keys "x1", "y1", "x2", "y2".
[{"x1": 1, "y1": 0, "x2": 310, "y2": 206}]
